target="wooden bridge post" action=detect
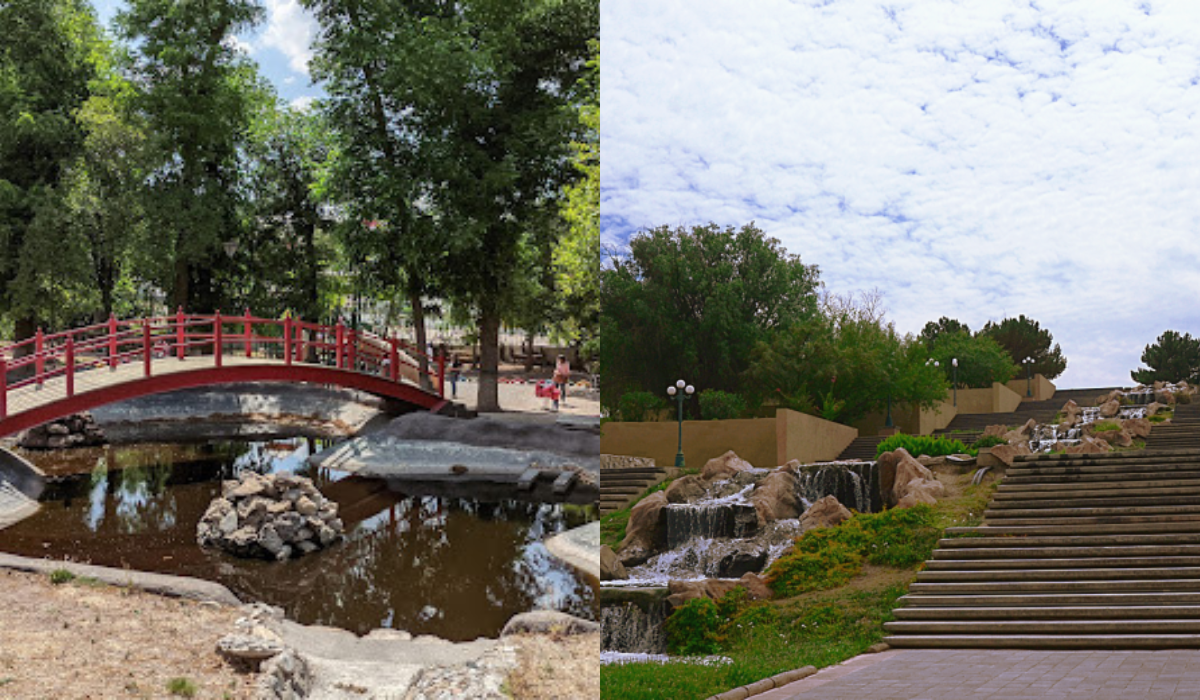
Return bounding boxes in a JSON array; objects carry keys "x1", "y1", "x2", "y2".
[
  {"x1": 244, "y1": 308, "x2": 252, "y2": 358},
  {"x1": 348, "y1": 327, "x2": 357, "y2": 372},
  {"x1": 108, "y1": 314, "x2": 117, "y2": 370},
  {"x1": 438, "y1": 351, "x2": 446, "y2": 397},
  {"x1": 143, "y1": 322, "x2": 151, "y2": 377},
  {"x1": 336, "y1": 319, "x2": 345, "y2": 370},
  {"x1": 35, "y1": 328, "x2": 43, "y2": 389},
  {"x1": 0, "y1": 357, "x2": 6, "y2": 419},
  {"x1": 389, "y1": 339, "x2": 399, "y2": 383},
  {"x1": 295, "y1": 322, "x2": 304, "y2": 364},
  {"x1": 284, "y1": 316, "x2": 293, "y2": 366},
  {"x1": 176, "y1": 307, "x2": 185, "y2": 360},
  {"x1": 65, "y1": 337, "x2": 75, "y2": 397},
  {"x1": 214, "y1": 311, "x2": 223, "y2": 368}
]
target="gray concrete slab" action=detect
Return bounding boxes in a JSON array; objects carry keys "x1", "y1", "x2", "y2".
[
  {"x1": 545, "y1": 522, "x2": 600, "y2": 581},
  {"x1": 780, "y1": 649, "x2": 1200, "y2": 699},
  {"x1": 0, "y1": 552, "x2": 240, "y2": 605}
]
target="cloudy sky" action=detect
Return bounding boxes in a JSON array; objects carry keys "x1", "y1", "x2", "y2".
[
  {"x1": 601, "y1": 0, "x2": 1200, "y2": 389},
  {"x1": 92, "y1": 0, "x2": 322, "y2": 108}
]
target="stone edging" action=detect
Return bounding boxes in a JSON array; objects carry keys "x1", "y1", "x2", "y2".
[
  {"x1": 704, "y1": 666, "x2": 818, "y2": 700},
  {"x1": 0, "y1": 552, "x2": 241, "y2": 606}
]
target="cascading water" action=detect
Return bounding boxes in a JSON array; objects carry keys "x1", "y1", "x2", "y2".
[
  {"x1": 601, "y1": 600, "x2": 668, "y2": 654},
  {"x1": 794, "y1": 462, "x2": 880, "y2": 513}
]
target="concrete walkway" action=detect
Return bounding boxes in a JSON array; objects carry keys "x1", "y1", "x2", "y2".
[{"x1": 777, "y1": 649, "x2": 1200, "y2": 699}]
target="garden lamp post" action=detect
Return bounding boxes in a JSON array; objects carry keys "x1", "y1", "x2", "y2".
[
  {"x1": 952, "y1": 357, "x2": 959, "y2": 407},
  {"x1": 1024, "y1": 356, "x2": 1034, "y2": 397},
  {"x1": 667, "y1": 379, "x2": 695, "y2": 468}
]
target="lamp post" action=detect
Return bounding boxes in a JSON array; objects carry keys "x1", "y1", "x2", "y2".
[
  {"x1": 667, "y1": 379, "x2": 695, "y2": 468},
  {"x1": 1024, "y1": 356, "x2": 1034, "y2": 397},
  {"x1": 952, "y1": 357, "x2": 959, "y2": 407}
]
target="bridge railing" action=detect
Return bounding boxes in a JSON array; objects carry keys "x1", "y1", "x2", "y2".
[{"x1": 0, "y1": 310, "x2": 446, "y2": 420}]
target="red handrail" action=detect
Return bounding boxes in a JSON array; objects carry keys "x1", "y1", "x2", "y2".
[{"x1": 0, "y1": 310, "x2": 447, "y2": 420}]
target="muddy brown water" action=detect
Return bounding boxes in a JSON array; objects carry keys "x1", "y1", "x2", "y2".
[{"x1": 0, "y1": 440, "x2": 597, "y2": 641}]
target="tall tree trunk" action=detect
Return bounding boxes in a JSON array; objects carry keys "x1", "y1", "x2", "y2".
[
  {"x1": 172, "y1": 258, "x2": 190, "y2": 313},
  {"x1": 409, "y1": 284, "x2": 432, "y2": 392},
  {"x1": 302, "y1": 216, "x2": 319, "y2": 321},
  {"x1": 476, "y1": 304, "x2": 501, "y2": 412}
]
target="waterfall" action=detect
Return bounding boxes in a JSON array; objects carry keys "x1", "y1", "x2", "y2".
[
  {"x1": 794, "y1": 462, "x2": 880, "y2": 514},
  {"x1": 664, "y1": 503, "x2": 757, "y2": 550},
  {"x1": 601, "y1": 601, "x2": 667, "y2": 654}
]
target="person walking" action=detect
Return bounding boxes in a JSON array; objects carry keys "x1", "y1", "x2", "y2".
[
  {"x1": 553, "y1": 354, "x2": 570, "y2": 409},
  {"x1": 449, "y1": 353, "x2": 463, "y2": 399}
]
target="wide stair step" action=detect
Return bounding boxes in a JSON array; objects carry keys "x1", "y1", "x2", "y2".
[{"x1": 885, "y1": 447, "x2": 1200, "y2": 649}]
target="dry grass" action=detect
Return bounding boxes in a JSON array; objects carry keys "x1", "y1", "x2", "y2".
[
  {"x1": 507, "y1": 632, "x2": 600, "y2": 700},
  {"x1": 0, "y1": 568, "x2": 257, "y2": 699}
]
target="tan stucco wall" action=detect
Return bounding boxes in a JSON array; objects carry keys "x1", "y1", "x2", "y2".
[
  {"x1": 600, "y1": 417, "x2": 778, "y2": 469},
  {"x1": 854, "y1": 400, "x2": 958, "y2": 436},
  {"x1": 1006, "y1": 374, "x2": 1056, "y2": 402},
  {"x1": 776, "y1": 409, "x2": 859, "y2": 463},
  {"x1": 600, "y1": 409, "x2": 859, "y2": 470},
  {"x1": 954, "y1": 382, "x2": 1023, "y2": 414}
]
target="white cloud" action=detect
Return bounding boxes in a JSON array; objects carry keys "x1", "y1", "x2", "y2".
[
  {"x1": 290, "y1": 95, "x2": 315, "y2": 111},
  {"x1": 259, "y1": 0, "x2": 317, "y2": 76},
  {"x1": 602, "y1": 0, "x2": 1200, "y2": 388}
]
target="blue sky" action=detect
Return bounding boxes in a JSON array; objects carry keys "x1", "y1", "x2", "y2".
[
  {"x1": 601, "y1": 0, "x2": 1200, "y2": 389},
  {"x1": 92, "y1": 0, "x2": 322, "y2": 108}
]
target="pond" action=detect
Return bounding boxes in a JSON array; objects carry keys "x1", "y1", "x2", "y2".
[{"x1": 0, "y1": 439, "x2": 597, "y2": 641}]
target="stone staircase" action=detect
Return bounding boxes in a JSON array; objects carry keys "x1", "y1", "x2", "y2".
[
  {"x1": 885, "y1": 448, "x2": 1200, "y2": 649},
  {"x1": 600, "y1": 461, "x2": 667, "y2": 515},
  {"x1": 836, "y1": 435, "x2": 892, "y2": 461},
  {"x1": 1144, "y1": 403, "x2": 1200, "y2": 451}
]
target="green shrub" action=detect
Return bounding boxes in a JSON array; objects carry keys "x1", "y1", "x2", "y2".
[
  {"x1": 166, "y1": 678, "x2": 197, "y2": 697},
  {"x1": 699, "y1": 389, "x2": 747, "y2": 420},
  {"x1": 1092, "y1": 420, "x2": 1121, "y2": 432},
  {"x1": 765, "y1": 505, "x2": 940, "y2": 598},
  {"x1": 1150, "y1": 414, "x2": 1169, "y2": 423},
  {"x1": 875, "y1": 433, "x2": 970, "y2": 458},
  {"x1": 664, "y1": 597, "x2": 723, "y2": 655},
  {"x1": 617, "y1": 391, "x2": 667, "y2": 422},
  {"x1": 970, "y1": 434, "x2": 1007, "y2": 450},
  {"x1": 49, "y1": 569, "x2": 75, "y2": 585}
]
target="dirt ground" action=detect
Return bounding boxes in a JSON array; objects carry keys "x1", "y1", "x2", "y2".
[
  {"x1": 0, "y1": 568, "x2": 257, "y2": 700},
  {"x1": 0, "y1": 568, "x2": 600, "y2": 699}
]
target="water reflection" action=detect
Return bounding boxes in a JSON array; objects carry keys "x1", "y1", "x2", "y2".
[{"x1": 0, "y1": 440, "x2": 597, "y2": 640}]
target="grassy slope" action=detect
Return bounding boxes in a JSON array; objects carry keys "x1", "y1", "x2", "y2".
[{"x1": 601, "y1": 474, "x2": 997, "y2": 700}]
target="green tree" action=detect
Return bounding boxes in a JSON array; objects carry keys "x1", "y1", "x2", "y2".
[
  {"x1": 918, "y1": 316, "x2": 970, "y2": 348},
  {"x1": 928, "y1": 331, "x2": 1017, "y2": 388},
  {"x1": 743, "y1": 304, "x2": 946, "y2": 425},
  {"x1": 1131, "y1": 330, "x2": 1200, "y2": 385},
  {"x1": 600, "y1": 222, "x2": 821, "y2": 414},
  {"x1": 0, "y1": 0, "x2": 101, "y2": 339},
  {"x1": 979, "y1": 314, "x2": 1067, "y2": 380},
  {"x1": 117, "y1": 0, "x2": 266, "y2": 313}
]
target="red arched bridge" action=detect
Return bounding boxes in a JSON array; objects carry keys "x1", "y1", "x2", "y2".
[{"x1": 0, "y1": 311, "x2": 448, "y2": 437}]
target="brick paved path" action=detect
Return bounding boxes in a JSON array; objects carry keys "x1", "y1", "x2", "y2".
[{"x1": 777, "y1": 649, "x2": 1200, "y2": 699}]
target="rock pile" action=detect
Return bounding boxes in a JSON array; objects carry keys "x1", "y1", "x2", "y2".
[
  {"x1": 197, "y1": 472, "x2": 344, "y2": 561},
  {"x1": 19, "y1": 412, "x2": 106, "y2": 450}
]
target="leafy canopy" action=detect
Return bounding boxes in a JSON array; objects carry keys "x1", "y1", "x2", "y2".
[
  {"x1": 600, "y1": 222, "x2": 820, "y2": 413},
  {"x1": 979, "y1": 314, "x2": 1067, "y2": 380},
  {"x1": 927, "y1": 330, "x2": 1017, "y2": 388},
  {"x1": 1132, "y1": 330, "x2": 1200, "y2": 385}
]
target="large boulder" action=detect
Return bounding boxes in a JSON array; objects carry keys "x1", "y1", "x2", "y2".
[
  {"x1": 666, "y1": 572, "x2": 771, "y2": 608},
  {"x1": 1094, "y1": 428, "x2": 1133, "y2": 448},
  {"x1": 1122, "y1": 418, "x2": 1152, "y2": 439},
  {"x1": 1066, "y1": 435, "x2": 1111, "y2": 454},
  {"x1": 987, "y1": 443, "x2": 1032, "y2": 467},
  {"x1": 664, "y1": 475, "x2": 706, "y2": 504},
  {"x1": 876, "y1": 450, "x2": 900, "y2": 508},
  {"x1": 1097, "y1": 389, "x2": 1122, "y2": 406},
  {"x1": 799, "y1": 495, "x2": 851, "y2": 530},
  {"x1": 600, "y1": 545, "x2": 628, "y2": 581},
  {"x1": 892, "y1": 449, "x2": 945, "y2": 504},
  {"x1": 750, "y1": 470, "x2": 800, "y2": 525},
  {"x1": 1146, "y1": 402, "x2": 1167, "y2": 417},
  {"x1": 1099, "y1": 399, "x2": 1121, "y2": 418},
  {"x1": 981, "y1": 424, "x2": 1009, "y2": 439},
  {"x1": 897, "y1": 489, "x2": 938, "y2": 509},
  {"x1": 716, "y1": 550, "x2": 768, "y2": 578},
  {"x1": 617, "y1": 491, "x2": 669, "y2": 566},
  {"x1": 1004, "y1": 418, "x2": 1039, "y2": 445},
  {"x1": 700, "y1": 451, "x2": 755, "y2": 481},
  {"x1": 1061, "y1": 400, "x2": 1082, "y2": 426},
  {"x1": 1155, "y1": 389, "x2": 1178, "y2": 405}
]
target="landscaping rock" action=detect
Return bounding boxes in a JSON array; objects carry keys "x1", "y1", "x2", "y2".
[
  {"x1": 1004, "y1": 418, "x2": 1039, "y2": 445},
  {"x1": 1146, "y1": 401, "x2": 1167, "y2": 417},
  {"x1": 1100, "y1": 399, "x2": 1121, "y2": 418},
  {"x1": 987, "y1": 443, "x2": 1032, "y2": 467},
  {"x1": 617, "y1": 491, "x2": 668, "y2": 567},
  {"x1": 749, "y1": 470, "x2": 800, "y2": 525},
  {"x1": 664, "y1": 474, "x2": 706, "y2": 504},
  {"x1": 1061, "y1": 400, "x2": 1083, "y2": 426},
  {"x1": 501, "y1": 610, "x2": 600, "y2": 637},
  {"x1": 876, "y1": 450, "x2": 899, "y2": 508},
  {"x1": 1123, "y1": 417, "x2": 1152, "y2": 439},
  {"x1": 18, "y1": 412, "x2": 106, "y2": 450},
  {"x1": 1066, "y1": 435, "x2": 1111, "y2": 454},
  {"x1": 700, "y1": 450, "x2": 755, "y2": 481},
  {"x1": 665, "y1": 572, "x2": 771, "y2": 609},
  {"x1": 198, "y1": 472, "x2": 343, "y2": 561},
  {"x1": 799, "y1": 495, "x2": 851, "y2": 530},
  {"x1": 891, "y1": 449, "x2": 944, "y2": 504},
  {"x1": 600, "y1": 545, "x2": 628, "y2": 581},
  {"x1": 716, "y1": 550, "x2": 768, "y2": 578},
  {"x1": 1095, "y1": 428, "x2": 1133, "y2": 448},
  {"x1": 981, "y1": 424, "x2": 1008, "y2": 439},
  {"x1": 916, "y1": 455, "x2": 946, "y2": 467},
  {"x1": 1097, "y1": 389, "x2": 1123, "y2": 406}
]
